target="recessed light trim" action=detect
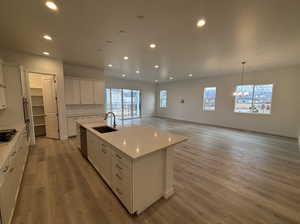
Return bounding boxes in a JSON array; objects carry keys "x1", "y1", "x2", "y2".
[
  {"x1": 150, "y1": 43, "x2": 156, "y2": 49},
  {"x1": 197, "y1": 18, "x2": 206, "y2": 28},
  {"x1": 45, "y1": 1, "x2": 58, "y2": 11},
  {"x1": 43, "y1": 35, "x2": 52, "y2": 40},
  {"x1": 43, "y1": 51, "x2": 50, "y2": 56},
  {"x1": 154, "y1": 65, "x2": 159, "y2": 69},
  {"x1": 123, "y1": 56, "x2": 129, "y2": 60}
]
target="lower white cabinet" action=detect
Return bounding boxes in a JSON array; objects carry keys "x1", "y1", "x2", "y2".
[
  {"x1": 67, "y1": 117, "x2": 77, "y2": 137},
  {"x1": 67, "y1": 116, "x2": 100, "y2": 137},
  {"x1": 0, "y1": 129, "x2": 29, "y2": 224},
  {"x1": 86, "y1": 130, "x2": 165, "y2": 215}
]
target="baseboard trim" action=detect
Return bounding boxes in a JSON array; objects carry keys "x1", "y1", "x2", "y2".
[{"x1": 154, "y1": 115, "x2": 297, "y2": 140}]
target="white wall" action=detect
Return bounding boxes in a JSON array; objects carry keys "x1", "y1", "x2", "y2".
[
  {"x1": 63, "y1": 63, "x2": 105, "y2": 116},
  {"x1": 0, "y1": 49, "x2": 68, "y2": 139},
  {"x1": 105, "y1": 77, "x2": 156, "y2": 117},
  {"x1": 156, "y1": 66, "x2": 300, "y2": 138}
]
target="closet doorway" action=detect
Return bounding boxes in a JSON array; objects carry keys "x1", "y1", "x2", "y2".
[{"x1": 28, "y1": 73, "x2": 59, "y2": 141}]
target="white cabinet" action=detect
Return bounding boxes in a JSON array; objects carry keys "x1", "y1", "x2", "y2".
[
  {"x1": 98, "y1": 139, "x2": 112, "y2": 185},
  {"x1": 93, "y1": 80, "x2": 104, "y2": 104},
  {"x1": 87, "y1": 131, "x2": 99, "y2": 170},
  {"x1": 67, "y1": 117, "x2": 77, "y2": 136},
  {"x1": 0, "y1": 60, "x2": 7, "y2": 110},
  {"x1": 64, "y1": 77, "x2": 80, "y2": 105},
  {"x1": 0, "y1": 129, "x2": 29, "y2": 224},
  {"x1": 0, "y1": 87, "x2": 7, "y2": 110},
  {"x1": 80, "y1": 80, "x2": 94, "y2": 104},
  {"x1": 64, "y1": 76, "x2": 104, "y2": 105},
  {"x1": 84, "y1": 130, "x2": 168, "y2": 215}
]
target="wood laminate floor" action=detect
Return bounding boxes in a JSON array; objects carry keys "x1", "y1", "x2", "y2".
[{"x1": 12, "y1": 118, "x2": 300, "y2": 224}]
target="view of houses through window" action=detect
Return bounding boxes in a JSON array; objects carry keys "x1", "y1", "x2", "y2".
[
  {"x1": 203, "y1": 87, "x2": 216, "y2": 111},
  {"x1": 234, "y1": 84, "x2": 273, "y2": 114},
  {"x1": 105, "y1": 88, "x2": 141, "y2": 119}
]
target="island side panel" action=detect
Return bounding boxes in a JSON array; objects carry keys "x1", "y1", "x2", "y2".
[
  {"x1": 164, "y1": 146, "x2": 175, "y2": 199},
  {"x1": 133, "y1": 150, "x2": 164, "y2": 214}
]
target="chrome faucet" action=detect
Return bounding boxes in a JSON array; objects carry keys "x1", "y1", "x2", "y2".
[{"x1": 104, "y1": 112, "x2": 117, "y2": 128}]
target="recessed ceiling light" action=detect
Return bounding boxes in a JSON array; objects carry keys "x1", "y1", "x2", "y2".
[
  {"x1": 43, "y1": 35, "x2": 52, "y2": 40},
  {"x1": 108, "y1": 64, "x2": 112, "y2": 67},
  {"x1": 45, "y1": 1, "x2": 58, "y2": 11},
  {"x1": 150, "y1": 43, "x2": 156, "y2": 49},
  {"x1": 197, "y1": 18, "x2": 206, "y2": 28},
  {"x1": 43, "y1": 51, "x2": 50, "y2": 56},
  {"x1": 122, "y1": 74, "x2": 126, "y2": 77},
  {"x1": 136, "y1": 70, "x2": 140, "y2": 74},
  {"x1": 154, "y1": 65, "x2": 159, "y2": 69},
  {"x1": 169, "y1": 77, "x2": 174, "y2": 80},
  {"x1": 123, "y1": 56, "x2": 129, "y2": 60},
  {"x1": 188, "y1": 73, "x2": 193, "y2": 77},
  {"x1": 155, "y1": 80, "x2": 158, "y2": 83}
]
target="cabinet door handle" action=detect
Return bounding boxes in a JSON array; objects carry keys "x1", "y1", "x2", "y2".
[
  {"x1": 2, "y1": 166, "x2": 9, "y2": 173},
  {"x1": 115, "y1": 164, "x2": 122, "y2": 170},
  {"x1": 11, "y1": 151, "x2": 17, "y2": 157},
  {"x1": 9, "y1": 167, "x2": 14, "y2": 173},
  {"x1": 116, "y1": 174, "x2": 122, "y2": 180},
  {"x1": 116, "y1": 187, "x2": 122, "y2": 195},
  {"x1": 116, "y1": 154, "x2": 122, "y2": 159}
]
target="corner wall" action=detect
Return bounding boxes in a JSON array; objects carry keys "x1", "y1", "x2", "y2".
[{"x1": 156, "y1": 66, "x2": 300, "y2": 138}]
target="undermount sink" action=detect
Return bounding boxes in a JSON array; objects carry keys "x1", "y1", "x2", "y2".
[{"x1": 93, "y1": 126, "x2": 117, "y2": 133}]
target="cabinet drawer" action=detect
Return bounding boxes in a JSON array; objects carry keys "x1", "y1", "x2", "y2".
[
  {"x1": 112, "y1": 150, "x2": 131, "y2": 168},
  {"x1": 112, "y1": 158, "x2": 130, "y2": 180},
  {"x1": 0, "y1": 159, "x2": 10, "y2": 188},
  {"x1": 113, "y1": 182, "x2": 131, "y2": 210}
]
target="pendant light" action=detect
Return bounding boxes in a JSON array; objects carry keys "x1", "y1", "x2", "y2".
[{"x1": 233, "y1": 61, "x2": 249, "y2": 97}]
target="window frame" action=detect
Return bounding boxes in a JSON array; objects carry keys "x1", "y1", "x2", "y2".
[
  {"x1": 159, "y1": 90, "x2": 167, "y2": 108},
  {"x1": 203, "y1": 87, "x2": 217, "y2": 112},
  {"x1": 234, "y1": 84, "x2": 273, "y2": 115},
  {"x1": 105, "y1": 88, "x2": 142, "y2": 120}
]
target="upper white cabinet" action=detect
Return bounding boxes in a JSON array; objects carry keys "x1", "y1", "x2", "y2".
[
  {"x1": 0, "y1": 59, "x2": 7, "y2": 110},
  {"x1": 64, "y1": 76, "x2": 104, "y2": 105},
  {"x1": 93, "y1": 80, "x2": 104, "y2": 104},
  {"x1": 65, "y1": 77, "x2": 80, "y2": 105},
  {"x1": 80, "y1": 80, "x2": 94, "y2": 104}
]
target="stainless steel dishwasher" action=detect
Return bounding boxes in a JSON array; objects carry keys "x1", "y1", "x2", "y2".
[{"x1": 80, "y1": 127, "x2": 87, "y2": 159}]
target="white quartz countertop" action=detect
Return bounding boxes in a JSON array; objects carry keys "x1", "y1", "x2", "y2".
[
  {"x1": 77, "y1": 119, "x2": 187, "y2": 159},
  {"x1": 0, "y1": 124, "x2": 25, "y2": 168}
]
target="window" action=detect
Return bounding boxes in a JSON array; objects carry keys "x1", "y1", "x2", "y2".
[
  {"x1": 105, "y1": 88, "x2": 141, "y2": 119},
  {"x1": 234, "y1": 84, "x2": 273, "y2": 114},
  {"x1": 203, "y1": 87, "x2": 216, "y2": 111},
  {"x1": 160, "y1": 90, "x2": 167, "y2": 108}
]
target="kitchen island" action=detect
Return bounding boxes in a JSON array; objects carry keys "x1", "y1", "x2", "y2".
[{"x1": 76, "y1": 119, "x2": 187, "y2": 215}]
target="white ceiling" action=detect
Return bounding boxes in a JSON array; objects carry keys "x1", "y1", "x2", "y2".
[{"x1": 0, "y1": 0, "x2": 300, "y2": 82}]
